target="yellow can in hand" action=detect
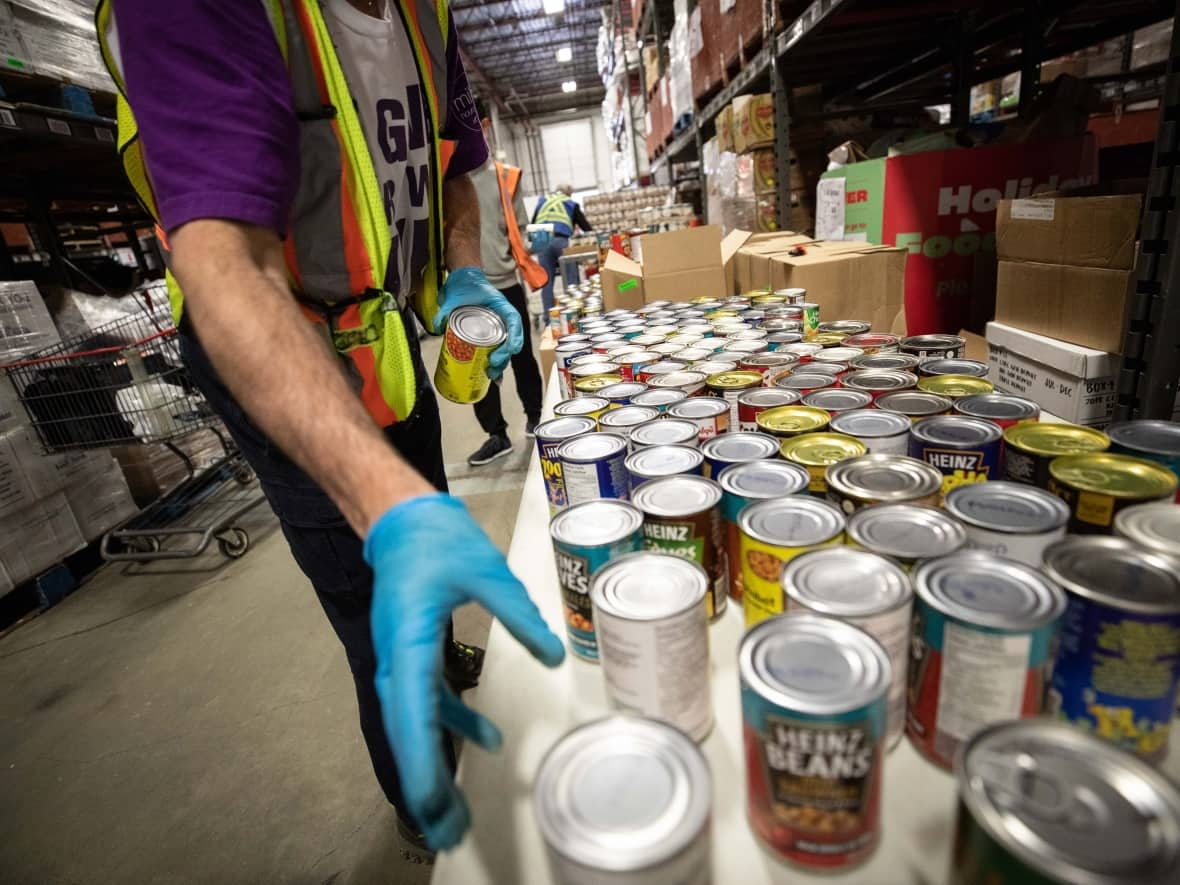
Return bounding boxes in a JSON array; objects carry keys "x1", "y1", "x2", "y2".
[{"x1": 434, "y1": 305, "x2": 506, "y2": 404}]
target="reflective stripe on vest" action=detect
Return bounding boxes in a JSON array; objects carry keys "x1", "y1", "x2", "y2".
[
  {"x1": 497, "y1": 163, "x2": 548, "y2": 290},
  {"x1": 94, "y1": 0, "x2": 452, "y2": 428},
  {"x1": 535, "y1": 193, "x2": 574, "y2": 229}
]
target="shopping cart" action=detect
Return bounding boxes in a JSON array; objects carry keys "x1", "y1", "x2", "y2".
[{"x1": 2, "y1": 290, "x2": 267, "y2": 562}]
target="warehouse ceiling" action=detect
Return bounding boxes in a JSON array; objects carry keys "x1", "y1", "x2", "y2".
[{"x1": 453, "y1": 0, "x2": 617, "y2": 118}]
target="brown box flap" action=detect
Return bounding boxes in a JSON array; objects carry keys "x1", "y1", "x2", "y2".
[{"x1": 996, "y1": 195, "x2": 1141, "y2": 270}]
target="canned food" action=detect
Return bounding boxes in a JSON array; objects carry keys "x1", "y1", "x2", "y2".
[
  {"x1": 535, "y1": 416, "x2": 597, "y2": 513},
  {"x1": 952, "y1": 719, "x2": 1180, "y2": 885},
  {"x1": 1048, "y1": 453, "x2": 1177, "y2": 534},
  {"x1": 674, "y1": 347, "x2": 714, "y2": 363},
  {"x1": 772, "y1": 286, "x2": 807, "y2": 304},
  {"x1": 632, "y1": 476, "x2": 728, "y2": 620},
  {"x1": 569, "y1": 359, "x2": 619, "y2": 384},
  {"x1": 739, "y1": 497, "x2": 845, "y2": 626},
  {"x1": 699, "y1": 431, "x2": 780, "y2": 479},
  {"x1": 730, "y1": 328, "x2": 769, "y2": 342},
  {"x1": 553, "y1": 396, "x2": 609, "y2": 422},
  {"x1": 625, "y1": 444, "x2": 705, "y2": 486},
  {"x1": 798, "y1": 302, "x2": 821, "y2": 338},
  {"x1": 647, "y1": 370, "x2": 708, "y2": 396},
  {"x1": 1003, "y1": 422, "x2": 1110, "y2": 487},
  {"x1": 829, "y1": 409, "x2": 911, "y2": 456},
  {"x1": 740, "y1": 613, "x2": 890, "y2": 870},
  {"x1": 705, "y1": 370, "x2": 763, "y2": 428},
  {"x1": 434, "y1": 305, "x2": 506, "y2": 403},
  {"x1": 550, "y1": 500, "x2": 645, "y2": 661},
  {"x1": 605, "y1": 344, "x2": 645, "y2": 361},
  {"x1": 590, "y1": 332, "x2": 625, "y2": 353},
  {"x1": 876, "y1": 390, "x2": 953, "y2": 422},
  {"x1": 813, "y1": 346, "x2": 864, "y2": 365},
  {"x1": 907, "y1": 552, "x2": 1066, "y2": 769},
  {"x1": 558, "y1": 432, "x2": 630, "y2": 504},
  {"x1": 780, "y1": 432, "x2": 867, "y2": 496},
  {"x1": 630, "y1": 334, "x2": 665, "y2": 348},
  {"x1": 918, "y1": 358, "x2": 989, "y2": 378},
  {"x1": 636, "y1": 360, "x2": 688, "y2": 383},
  {"x1": 595, "y1": 381, "x2": 647, "y2": 406},
  {"x1": 611, "y1": 351, "x2": 660, "y2": 382},
  {"x1": 811, "y1": 332, "x2": 850, "y2": 348},
  {"x1": 569, "y1": 353, "x2": 614, "y2": 368},
  {"x1": 842, "y1": 332, "x2": 899, "y2": 354},
  {"x1": 900, "y1": 333, "x2": 965, "y2": 363},
  {"x1": 851, "y1": 352, "x2": 922, "y2": 372},
  {"x1": 631, "y1": 388, "x2": 688, "y2": 413},
  {"x1": 817, "y1": 319, "x2": 871, "y2": 337},
  {"x1": 668, "y1": 333, "x2": 704, "y2": 348},
  {"x1": 573, "y1": 374, "x2": 623, "y2": 396},
  {"x1": 917, "y1": 374, "x2": 995, "y2": 399},
  {"x1": 1114, "y1": 501, "x2": 1180, "y2": 558},
  {"x1": 770, "y1": 371, "x2": 837, "y2": 396},
  {"x1": 826, "y1": 453, "x2": 944, "y2": 514},
  {"x1": 781, "y1": 342, "x2": 824, "y2": 362},
  {"x1": 717, "y1": 460, "x2": 809, "y2": 601},
  {"x1": 1044, "y1": 537, "x2": 1180, "y2": 763},
  {"x1": 590, "y1": 552, "x2": 712, "y2": 740},
  {"x1": 598, "y1": 405, "x2": 661, "y2": 440},
  {"x1": 841, "y1": 369, "x2": 919, "y2": 400},
  {"x1": 846, "y1": 503, "x2": 967, "y2": 571},
  {"x1": 649, "y1": 342, "x2": 686, "y2": 357},
  {"x1": 555, "y1": 341, "x2": 592, "y2": 397},
  {"x1": 784, "y1": 549, "x2": 912, "y2": 748},
  {"x1": 953, "y1": 393, "x2": 1040, "y2": 431},
  {"x1": 1107, "y1": 419, "x2": 1180, "y2": 501},
  {"x1": 727, "y1": 339, "x2": 769, "y2": 355},
  {"x1": 737, "y1": 388, "x2": 802, "y2": 432},
  {"x1": 765, "y1": 331, "x2": 803, "y2": 350},
  {"x1": 944, "y1": 481, "x2": 1068, "y2": 566},
  {"x1": 738, "y1": 353, "x2": 797, "y2": 375},
  {"x1": 629, "y1": 418, "x2": 700, "y2": 451},
  {"x1": 667, "y1": 396, "x2": 731, "y2": 442},
  {"x1": 801, "y1": 389, "x2": 873, "y2": 414},
  {"x1": 755, "y1": 405, "x2": 831, "y2": 439},
  {"x1": 692, "y1": 359, "x2": 739, "y2": 376},
  {"x1": 910, "y1": 415, "x2": 1003, "y2": 494}
]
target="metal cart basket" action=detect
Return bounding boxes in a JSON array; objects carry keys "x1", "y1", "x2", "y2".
[{"x1": 2, "y1": 294, "x2": 266, "y2": 562}]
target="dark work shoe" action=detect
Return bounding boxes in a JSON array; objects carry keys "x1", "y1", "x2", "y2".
[
  {"x1": 525, "y1": 418, "x2": 539, "y2": 438},
  {"x1": 396, "y1": 816, "x2": 435, "y2": 864},
  {"x1": 445, "y1": 639, "x2": 486, "y2": 692},
  {"x1": 467, "y1": 434, "x2": 513, "y2": 466}
]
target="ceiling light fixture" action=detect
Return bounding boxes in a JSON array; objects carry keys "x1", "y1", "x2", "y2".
[
  {"x1": 561, "y1": 80, "x2": 577, "y2": 93},
  {"x1": 542, "y1": 0, "x2": 565, "y2": 14},
  {"x1": 556, "y1": 46, "x2": 572, "y2": 62}
]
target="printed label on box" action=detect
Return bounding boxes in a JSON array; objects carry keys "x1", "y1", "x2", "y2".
[
  {"x1": 1010, "y1": 198, "x2": 1057, "y2": 221},
  {"x1": 988, "y1": 343, "x2": 1116, "y2": 425},
  {"x1": 815, "y1": 178, "x2": 846, "y2": 241}
]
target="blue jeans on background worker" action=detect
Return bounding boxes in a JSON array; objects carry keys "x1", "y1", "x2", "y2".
[{"x1": 538, "y1": 235, "x2": 568, "y2": 315}]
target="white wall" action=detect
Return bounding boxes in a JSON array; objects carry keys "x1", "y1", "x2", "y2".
[{"x1": 495, "y1": 110, "x2": 614, "y2": 210}]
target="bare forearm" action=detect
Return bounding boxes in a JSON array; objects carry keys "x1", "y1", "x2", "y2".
[
  {"x1": 443, "y1": 173, "x2": 481, "y2": 270},
  {"x1": 170, "y1": 220, "x2": 432, "y2": 535}
]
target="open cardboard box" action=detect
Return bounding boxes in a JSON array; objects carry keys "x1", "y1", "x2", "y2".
[{"x1": 600, "y1": 226, "x2": 731, "y2": 310}]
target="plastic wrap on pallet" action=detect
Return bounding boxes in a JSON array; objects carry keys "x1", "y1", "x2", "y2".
[
  {"x1": 667, "y1": 0, "x2": 693, "y2": 124},
  {"x1": 66, "y1": 457, "x2": 138, "y2": 542},
  {"x1": 0, "y1": 490, "x2": 85, "y2": 587},
  {"x1": 3, "y1": 425, "x2": 112, "y2": 498},
  {"x1": 0, "y1": 372, "x2": 25, "y2": 435},
  {"x1": 0, "y1": 429, "x2": 37, "y2": 518},
  {"x1": 0, "y1": 280, "x2": 61, "y2": 363},
  {"x1": 6, "y1": 0, "x2": 114, "y2": 93}
]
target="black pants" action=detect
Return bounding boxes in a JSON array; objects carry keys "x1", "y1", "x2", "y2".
[
  {"x1": 472, "y1": 283, "x2": 544, "y2": 437},
  {"x1": 179, "y1": 328, "x2": 452, "y2": 826}
]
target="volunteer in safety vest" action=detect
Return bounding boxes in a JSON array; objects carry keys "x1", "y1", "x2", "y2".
[
  {"x1": 531, "y1": 185, "x2": 593, "y2": 314},
  {"x1": 98, "y1": 0, "x2": 563, "y2": 854}
]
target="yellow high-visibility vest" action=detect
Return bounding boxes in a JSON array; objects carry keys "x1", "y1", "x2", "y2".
[{"x1": 535, "y1": 193, "x2": 575, "y2": 230}]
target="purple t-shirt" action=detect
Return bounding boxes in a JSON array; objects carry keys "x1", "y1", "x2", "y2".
[{"x1": 112, "y1": 0, "x2": 488, "y2": 239}]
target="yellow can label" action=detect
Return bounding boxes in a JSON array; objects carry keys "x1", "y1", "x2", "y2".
[
  {"x1": 434, "y1": 323, "x2": 492, "y2": 404},
  {"x1": 1076, "y1": 490, "x2": 1115, "y2": 526},
  {"x1": 741, "y1": 532, "x2": 844, "y2": 627}
]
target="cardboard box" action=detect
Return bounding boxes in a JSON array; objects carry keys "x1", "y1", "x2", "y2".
[
  {"x1": 732, "y1": 233, "x2": 817, "y2": 293},
  {"x1": 986, "y1": 321, "x2": 1118, "y2": 425},
  {"x1": 0, "y1": 280, "x2": 60, "y2": 361},
  {"x1": 716, "y1": 104, "x2": 735, "y2": 153},
  {"x1": 766, "y1": 242, "x2": 907, "y2": 333},
  {"x1": 539, "y1": 327, "x2": 557, "y2": 391},
  {"x1": 995, "y1": 195, "x2": 1140, "y2": 269},
  {"x1": 601, "y1": 227, "x2": 729, "y2": 308},
  {"x1": 0, "y1": 491, "x2": 86, "y2": 587},
  {"x1": 816, "y1": 138, "x2": 1097, "y2": 335},
  {"x1": 732, "y1": 93, "x2": 773, "y2": 153},
  {"x1": 66, "y1": 461, "x2": 139, "y2": 542},
  {"x1": 0, "y1": 430, "x2": 36, "y2": 518}
]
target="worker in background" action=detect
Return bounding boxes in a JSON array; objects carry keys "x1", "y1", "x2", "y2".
[
  {"x1": 466, "y1": 100, "x2": 546, "y2": 467},
  {"x1": 531, "y1": 184, "x2": 593, "y2": 315},
  {"x1": 97, "y1": 0, "x2": 563, "y2": 859}
]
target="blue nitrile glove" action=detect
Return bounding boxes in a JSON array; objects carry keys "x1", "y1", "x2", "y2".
[
  {"x1": 363, "y1": 493, "x2": 565, "y2": 851},
  {"x1": 434, "y1": 266, "x2": 524, "y2": 380}
]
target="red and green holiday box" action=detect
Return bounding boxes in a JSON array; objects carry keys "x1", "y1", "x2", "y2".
[{"x1": 816, "y1": 138, "x2": 1097, "y2": 335}]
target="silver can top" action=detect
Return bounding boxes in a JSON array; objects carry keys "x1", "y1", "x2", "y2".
[
  {"x1": 535, "y1": 415, "x2": 597, "y2": 443},
  {"x1": 740, "y1": 613, "x2": 892, "y2": 715},
  {"x1": 876, "y1": 390, "x2": 953, "y2": 417},
  {"x1": 632, "y1": 388, "x2": 688, "y2": 409},
  {"x1": 550, "y1": 500, "x2": 644, "y2": 547},
  {"x1": 851, "y1": 353, "x2": 922, "y2": 371},
  {"x1": 718, "y1": 459, "x2": 810, "y2": 500},
  {"x1": 911, "y1": 414, "x2": 1002, "y2": 446},
  {"x1": 558, "y1": 432, "x2": 627, "y2": 463},
  {"x1": 772, "y1": 372, "x2": 835, "y2": 391},
  {"x1": 847, "y1": 504, "x2": 967, "y2": 562},
  {"x1": 668, "y1": 396, "x2": 731, "y2": 420},
  {"x1": 737, "y1": 388, "x2": 802, "y2": 409},
  {"x1": 598, "y1": 405, "x2": 661, "y2": 429},
  {"x1": 919, "y1": 358, "x2": 989, "y2": 377},
  {"x1": 596, "y1": 381, "x2": 648, "y2": 401},
  {"x1": 625, "y1": 444, "x2": 705, "y2": 480},
  {"x1": 569, "y1": 361, "x2": 619, "y2": 378},
  {"x1": 956, "y1": 719, "x2": 1180, "y2": 885},
  {"x1": 914, "y1": 551, "x2": 1066, "y2": 629},
  {"x1": 737, "y1": 496, "x2": 845, "y2": 548},
  {"x1": 631, "y1": 474, "x2": 722, "y2": 517},
  {"x1": 842, "y1": 369, "x2": 919, "y2": 393},
  {"x1": 1114, "y1": 502, "x2": 1180, "y2": 558},
  {"x1": 816, "y1": 319, "x2": 871, "y2": 336},
  {"x1": 901, "y1": 333, "x2": 965, "y2": 351},
  {"x1": 591, "y1": 551, "x2": 709, "y2": 621},
  {"x1": 813, "y1": 346, "x2": 865, "y2": 363},
  {"x1": 945, "y1": 481, "x2": 1069, "y2": 535},
  {"x1": 826, "y1": 454, "x2": 944, "y2": 503},
  {"x1": 783, "y1": 548, "x2": 912, "y2": 618},
  {"x1": 648, "y1": 370, "x2": 708, "y2": 390},
  {"x1": 727, "y1": 339, "x2": 769, "y2": 355},
  {"x1": 801, "y1": 388, "x2": 874, "y2": 412},
  {"x1": 554, "y1": 397, "x2": 609, "y2": 417},
  {"x1": 1106, "y1": 419, "x2": 1180, "y2": 456},
  {"x1": 534, "y1": 715, "x2": 712, "y2": 873},
  {"x1": 830, "y1": 408, "x2": 912, "y2": 440},
  {"x1": 953, "y1": 393, "x2": 1040, "y2": 422},
  {"x1": 449, "y1": 305, "x2": 507, "y2": 347},
  {"x1": 629, "y1": 418, "x2": 701, "y2": 449},
  {"x1": 692, "y1": 360, "x2": 739, "y2": 376},
  {"x1": 1042, "y1": 536, "x2": 1180, "y2": 615},
  {"x1": 614, "y1": 349, "x2": 662, "y2": 365}
]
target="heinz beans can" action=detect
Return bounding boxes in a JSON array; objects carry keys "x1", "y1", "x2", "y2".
[
  {"x1": 740, "y1": 614, "x2": 890, "y2": 870},
  {"x1": 910, "y1": 415, "x2": 1003, "y2": 495},
  {"x1": 534, "y1": 416, "x2": 597, "y2": 514},
  {"x1": 1043, "y1": 536, "x2": 1180, "y2": 764},
  {"x1": 907, "y1": 552, "x2": 1066, "y2": 770},
  {"x1": 549, "y1": 501, "x2": 644, "y2": 662}
]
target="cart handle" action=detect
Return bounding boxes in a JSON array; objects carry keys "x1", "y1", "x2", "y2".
[{"x1": 1, "y1": 328, "x2": 177, "y2": 370}]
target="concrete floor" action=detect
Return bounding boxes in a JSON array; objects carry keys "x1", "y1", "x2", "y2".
[{"x1": 0, "y1": 332, "x2": 543, "y2": 885}]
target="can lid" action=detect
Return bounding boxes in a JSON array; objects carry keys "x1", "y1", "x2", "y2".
[
  {"x1": 755, "y1": 405, "x2": 831, "y2": 435},
  {"x1": 629, "y1": 418, "x2": 700, "y2": 448},
  {"x1": 574, "y1": 375, "x2": 623, "y2": 392},
  {"x1": 917, "y1": 375, "x2": 995, "y2": 397},
  {"x1": 596, "y1": 382, "x2": 648, "y2": 400},
  {"x1": 826, "y1": 454, "x2": 944, "y2": 502},
  {"x1": 599, "y1": 405, "x2": 661, "y2": 428},
  {"x1": 738, "y1": 388, "x2": 802, "y2": 408},
  {"x1": 674, "y1": 347, "x2": 714, "y2": 362},
  {"x1": 911, "y1": 414, "x2": 1002, "y2": 446},
  {"x1": 1042, "y1": 536, "x2": 1180, "y2": 614},
  {"x1": 534, "y1": 715, "x2": 712, "y2": 873},
  {"x1": 554, "y1": 397, "x2": 609, "y2": 416},
  {"x1": 739, "y1": 613, "x2": 891, "y2": 715},
  {"x1": 830, "y1": 408, "x2": 912, "y2": 439},
  {"x1": 699, "y1": 431, "x2": 780, "y2": 464},
  {"x1": 944, "y1": 481, "x2": 1069, "y2": 534},
  {"x1": 816, "y1": 320, "x2": 871, "y2": 335},
  {"x1": 558, "y1": 432, "x2": 627, "y2": 462},
  {"x1": 801, "y1": 389, "x2": 873, "y2": 411},
  {"x1": 771, "y1": 372, "x2": 835, "y2": 391},
  {"x1": 902, "y1": 334, "x2": 966, "y2": 349},
  {"x1": 569, "y1": 361, "x2": 618, "y2": 377},
  {"x1": 876, "y1": 391, "x2": 953, "y2": 416},
  {"x1": 692, "y1": 360, "x2": 739, "y2": 376},
  {"x1": 954, "y1": 393, "x2": 1040, "y2": 421},
  {"x1": 846, "y1": 504, "x2": 967, "y2": 560},
  {"x1": 1106, "y1": 419, "x2": 1180, "y2": 457},
  {"x1": 780, "y1": 432, "x2": 867, "y2": 468},
  {"x1": 642, "y1": 360, "x2": 689, "y2": 375},
  {"x1": 914, "y1": 551, "x2": 1066, "y2": 629},
  {"x1": 648, "y1": 370, "x2": 708, "y2": 390},
  {"x1": 1049, "y1": 453, "x2": 1178, "y2": 499},
  {"x1": 535, "y1": 416, "x2": 597, "y2": 442},
  {"x1": 784, "y1": 547, "x2": 912, "y2": 616},
  {"x1": 631, "y1": 474, "x2": 722, "y2": 517},
  {"x1": 555, "y1": 341, "x2": 591, "y2": 354},
  {"x1": 842, "y1": 370, "x2": 919, "y2": 393},
  {"x1": 717, "y1": 459, "x2": 810, "y2": 499},
  {"x1": 727, "y1": 339, "x2": 769, "y2": 354},
  {"x1": 551, "y1": 500, "x2": 644, "y2": 547},
  {"x1": 1004, "y1": 422, "x2": 1111, "y2": 457},
  {"x1": 956, "y1": 719, "x2": 1180, "y2": 885},
  {"x1": 920, "y1": 358, "x2": 989, "y2": 378},
  {"x1": 450, "y1": 305, "x2": 507, "y2": 346},
  {"x1": 1114, "y1": 502, "x2": 1180, "y2": 559},
  {"x1": 851, "y1": 353, "x2": 922, "y2": 371},
  {"x1": 813, "y1": 346, "x2": 865, "y2": 362},
  {"x1": 796, "y1": 361, "x2": 843, "y2": 377},
  {"x1": 781, "y1": 343, "x2": 823, "y2": 358},
  {"x1": 625, "y1": 444, "x2": 705, "y2": 479},
  {"x1": 843, "y1": 333, "x2": 899, "y2": 348},
  {"x1": 590, "y1": 550, "x2": 709, "y2": 620},
  {"x1": 668, "y1": 396, "x2": 730, "y2": 420},
  {"x1": 740, "y1": 353, "x2": 796, "y2": 369},
  {"x1": 737, "y1": 496, "x2": 845, "y2": 547}
]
